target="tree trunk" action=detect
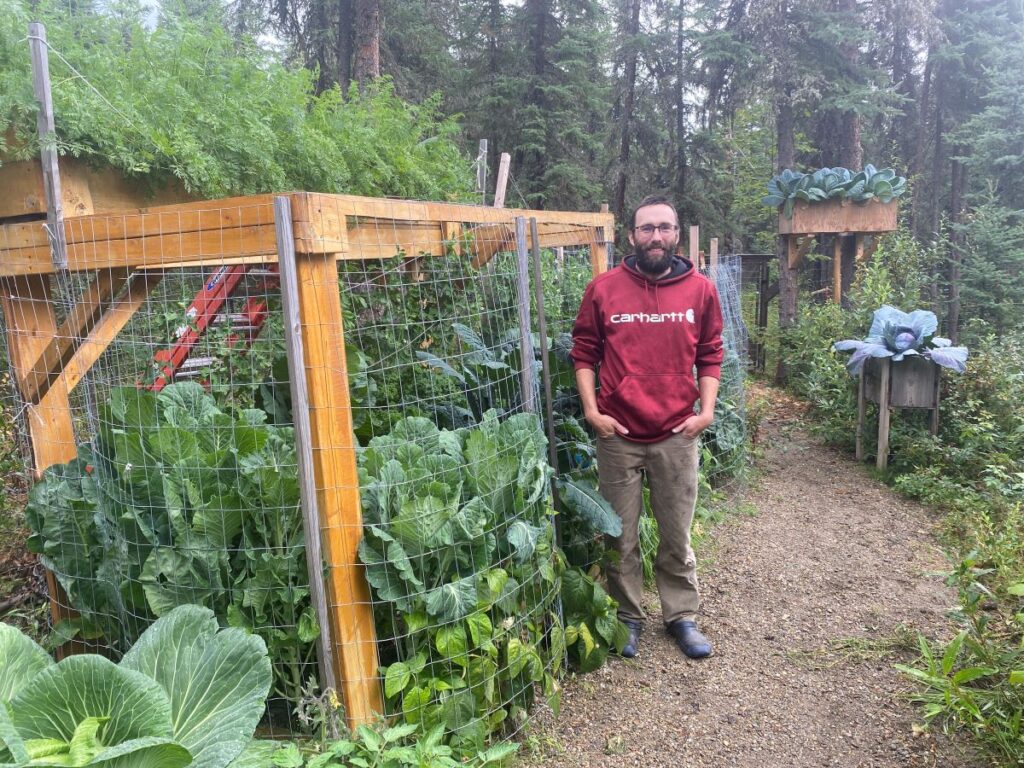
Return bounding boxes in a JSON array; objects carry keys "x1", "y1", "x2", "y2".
[
  {"x1": 612, "y1": 0, "x2": 642, "y2": 232},
  {"x1": 353, "y1": 0, "x2": 380, "y2": 90},
  {"x1": 775, "y1": 86, "x2": 799, "y2": 384},
  {"x1": 947, "y1": 153, "x2": 967, "y2": 342},
  {"x1": 910, "y1": 44, "x2": 933, "y2": 238},
  {"x1": 338, "y1": 0, "x2": 354, "y2": 93},
  {"x1": 673, "y1": 0, "x2": 688, "y2": 211}
]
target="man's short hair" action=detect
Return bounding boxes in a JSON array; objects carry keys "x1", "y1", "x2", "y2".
[{"x1": 629, "y1": 195, "x2": 679, "y2": 230}]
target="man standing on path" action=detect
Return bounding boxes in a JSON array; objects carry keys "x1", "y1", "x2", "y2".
[{"x1": 571, "y1": 195, "x2": 724, "y2": 659}]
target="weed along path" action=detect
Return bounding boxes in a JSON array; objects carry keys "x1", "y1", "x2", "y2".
[{"x1": 524, "y1": 386, "x2": 981, "y2": 768}]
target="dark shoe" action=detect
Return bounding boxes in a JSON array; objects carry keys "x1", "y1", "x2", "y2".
[
  {"x1": 666, "y1": 620, "x2": 712, "y2": 659},
  {"x1": 619, "y1": 619, "x2": 642, "y2": 658}
]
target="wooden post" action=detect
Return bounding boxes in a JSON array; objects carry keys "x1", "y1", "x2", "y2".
[
  {"x1": 0, "y1": 275, "x2": 79, "y2": 642},
  {"x1": 513, "y1": 217, "x2": 537, "y2": 414},
  {"x1": 689, "y1": 226, "x2": 699, "y2": 267},
  {"x1": 929, "y1": 367, "x2": 941, "y2": 436},
  {"x1": 876, "y1": 358, "x2": 891, "y2": 471},
  {"x1": 855, "y1": 367, "x2": 866, "y2": 461},
  {"x1": 709, "y1": 237, "x2": 719, "y2": 279},
  {"x1": 28, "y1": 23, "x2": 67, "y2": 271},
  {"x1": 529, "y1": 218, "x2": 561, "y2": 543},
  {"x1": 276, "y1": 202, "x2": 382, "y2": 727},
  {"x1": 274, "y1": 197, "x2": 339, "y2": 722},
  {"x1": 833, "y1": 236, "x2": 843, "y2": 304},
  {"x1": 476, "y1": 139, "x2": 488, "y2": 200},
  {"x1": 493, "y1": 152, "x2": 511, "y2": 208}
]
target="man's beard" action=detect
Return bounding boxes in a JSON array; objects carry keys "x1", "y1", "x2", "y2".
[{"x1": 634, "y1": 241, "x2": 675, "y2": 275}]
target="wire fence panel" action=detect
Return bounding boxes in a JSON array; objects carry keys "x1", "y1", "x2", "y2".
[
  {"x1": 0, "y1": 192, "x2": 747, "y2": 755},
  {"x1": 0, "y1": 196, "x2": 611, "y2": 752}
]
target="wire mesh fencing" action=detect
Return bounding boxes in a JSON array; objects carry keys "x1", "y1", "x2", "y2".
[
  {"x1": 0, "y1": 192, "x2": 749, "y2": 755},
  {"x1": 0, "y1": 195, "x2": 612, "y2": 751}
]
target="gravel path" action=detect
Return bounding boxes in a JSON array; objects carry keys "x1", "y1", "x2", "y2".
[{"x1": 523, "y1": 386, "x2": 982, "y2": 767}]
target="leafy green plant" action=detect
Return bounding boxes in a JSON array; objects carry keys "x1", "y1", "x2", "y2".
[
  {"x1": 558, "y1": 567, "x2": 629, "y2": 673},
  {"x1": 262, "y1": 723, "x2": 518, "y2": 768},
  {"x1": 763, "y1": 165, "x2": 908, "y2": 218},
  {"x1": 0, "y1": 604, "x2": 271, "y2": 768},
  {"x1": 356, "y1": 412, "x2": 563, "y2": 756},
  {"x1": 24, "y1": 383, "x2": 316, "y2": 708}
]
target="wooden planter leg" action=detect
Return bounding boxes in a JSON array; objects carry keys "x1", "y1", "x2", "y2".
[
  {"x1": 832, "y1": 236, "x2": 843, "y2": 304},
  {"x1": 876, "y1": 358, "x2": 891, "y2": 471},
  {"x1": 856, "y1": 368, "x2": 865, "y2": 461}
]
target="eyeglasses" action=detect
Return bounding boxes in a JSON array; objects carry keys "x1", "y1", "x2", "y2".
[{"x1": 633, "y1": 224, "x2": 679, "y2": 236}]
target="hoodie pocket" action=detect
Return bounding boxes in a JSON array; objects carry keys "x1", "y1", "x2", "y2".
[{"x1": 601, "y1": 374, "x2": 699, "y2": 439}]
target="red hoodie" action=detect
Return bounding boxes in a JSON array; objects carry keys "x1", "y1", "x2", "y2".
[{"x1": 571, "y1": 255, "x2": 724, "y2": 443}]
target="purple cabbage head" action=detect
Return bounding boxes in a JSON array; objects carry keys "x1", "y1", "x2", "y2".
[{"x1": 832, "y1": 305, "x2": 969, "y2": 375}]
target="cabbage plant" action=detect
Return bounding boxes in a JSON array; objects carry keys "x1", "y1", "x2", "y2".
[
  {"x1": 0, "y1": 605, "x2": 271, "y2": 768},
  {"x1": 832, "y1": 305, "x2": 969, "y2": 374}
]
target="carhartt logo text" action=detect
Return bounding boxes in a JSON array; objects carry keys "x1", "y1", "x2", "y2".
[{"x1": 610, "y1": 309, "x2": 695, "y2": 324}]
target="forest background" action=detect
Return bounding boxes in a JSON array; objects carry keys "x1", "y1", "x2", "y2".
[{"x1": 0, "y1": 0, "x2": 1023, "y2": 764}]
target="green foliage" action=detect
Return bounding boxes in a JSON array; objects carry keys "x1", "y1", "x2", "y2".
[
  {"x1": 0, "y1": 605, "x2": 271, "y2": 768},
  {"x1": 955, "y1": 201, "x2": 1024, "y2": 336},
  {"x1": 23, "y1": 383, "x2": 315, "y2": 708},
  {"x1": 781, "y1": 230, "x2": 1024, "y2": 764},
  {"x1": 255, "y1": 723, "x2": 518, "y2": 768},
  {"x1": 0, "y1": 1, "x2": 473, "y2": 201},
  {"x1": 764, "y1": 165, "x2": 908, "y2": 219},
  {"x1": 559, "y1": 567, "x2": 628, "y2": 673},
  {"x1": 357, "y1": 412, "x2": 563, "y2": 757}
]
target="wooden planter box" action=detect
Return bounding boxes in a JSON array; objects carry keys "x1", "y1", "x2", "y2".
[
  {"x1": 864, "y1": 355, "x2": 939, "y2": 408},
  {"x1": 0, "y1": 157, "x2": 192, "y2": 220},
  {"x1": 779, "y1": 198, "x2": 898, "y2": 235},
  {"x1": 858, "y1": 356, "x2": 941, "y2": 471}
]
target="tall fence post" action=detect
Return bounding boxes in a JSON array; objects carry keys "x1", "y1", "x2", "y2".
[
  {"x1": 273, "y1": 196, "x2": 382, "y2": 728},
  {"x1": 529, "y1": 218, "x2": 562, "y2": 545},
  {"x1": 513, "y1": 216, "x2": 537, "y2": 414},
  {"x1": 274, "y1": 196, "x2": 339, "y2": 723}
]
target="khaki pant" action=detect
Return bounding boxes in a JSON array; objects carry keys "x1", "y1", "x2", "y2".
[{"x1": 596, "y1": 431, "x2": 700, "y2": 625}]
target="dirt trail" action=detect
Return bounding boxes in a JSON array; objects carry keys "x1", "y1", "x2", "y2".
[{"x1": 524, "y1": 386, "x2": 981, "y2": 768}]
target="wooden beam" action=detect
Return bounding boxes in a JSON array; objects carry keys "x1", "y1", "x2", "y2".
[
  {"x1": 22, "y1": 269, "x2": 130, "y2": 405},
  {"x1": 1, "y1": 191, "x2": 615, "y2": 276},
  {"x1": 689, "y1": 226, "x2": 699, "y2": 266},
  {"x1": 709, "y1": 238, "x2": 719, "y2": 277},
  {"x1": 59, "y1": 271, "x2": 165, "y2": 397},
  {"x1": 468, "y1": 222, "x2": 596, "y2": 268},
  {"x1": 291, "y1": 248, "x2": 382, "y2": 727}
]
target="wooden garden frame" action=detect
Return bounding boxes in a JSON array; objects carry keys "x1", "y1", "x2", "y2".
[
  {"x1": 779, "y1": 199, "x2": 898, "y2": 304},
  {"x1": 0, "y1": 189, "x2": 613, "y2": 728}
]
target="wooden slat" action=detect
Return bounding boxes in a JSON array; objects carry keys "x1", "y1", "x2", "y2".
[
  {"x1": 2, "y1": 194, "x2": 277, "y2": 251},
  {"x1": 293, "y1": 250, "x2": 382, "y2": 727},
  {"x1": 0, "y1": 223, "x2": 280, "y2": 277},
  {"x1": 22, "y1": 268, "x2": 131, "y2": 405},
  {"x1": 779, "y1": 199, "x2": 898, "y2": 235},
  {"x1": 60, "y1": 271, "x2": 165, "y2": 397},
  {"x1": 294, "y1": 192, "x2": 614, "y2": 230},
  {"x1": 343, "y1": 219, "x2": 445, "y2": 261},
  {"x1": 1, "y1": 190, "x2": 615, "y2": 276}
]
